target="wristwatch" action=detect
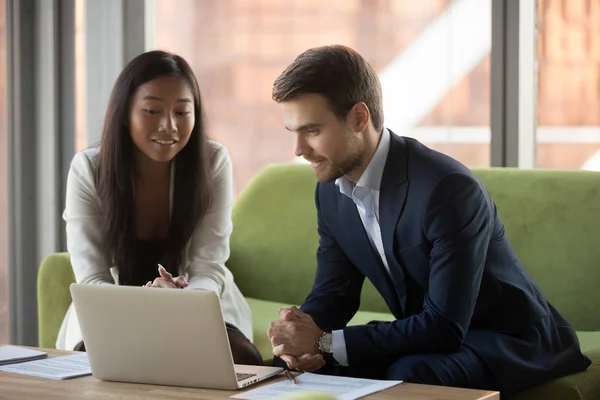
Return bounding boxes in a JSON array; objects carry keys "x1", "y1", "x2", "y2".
[{"x1": 317, "y1": 331, "x2": 333, "y2": 354}]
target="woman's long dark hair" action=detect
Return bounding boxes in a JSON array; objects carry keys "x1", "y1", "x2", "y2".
[{"x1": 95, "y1": 50, "x2": 213, "y2": 285}]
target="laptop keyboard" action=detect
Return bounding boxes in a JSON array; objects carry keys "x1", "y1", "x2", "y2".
[{"x1": 236, "y1": 372, "x2": 257, "y2": 381}]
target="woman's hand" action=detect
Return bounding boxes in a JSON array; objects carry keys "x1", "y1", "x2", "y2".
[{"x1": 144, "y1": 264, "x2": 188, "y2": 289}]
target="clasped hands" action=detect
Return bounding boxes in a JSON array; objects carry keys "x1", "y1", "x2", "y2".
[
  {"x1": 267, "y1": 307, "x2": 326, "y2": 372},
  {"x1": 144, "y1": 264, "x2": 188, "y2": 289}
]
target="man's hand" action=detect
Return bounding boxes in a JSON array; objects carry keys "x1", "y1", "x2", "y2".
[
  {"x1": 280, "y1": 353, "x2": 325, "y2": 372},
  {"x1": 144, "y1": 265, "x2": 188, "y2": 289},
  {"x1": 267, "y1": 307, "x2": 325, "y2": 371}
]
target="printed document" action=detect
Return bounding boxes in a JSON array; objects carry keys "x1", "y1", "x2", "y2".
[{"x1": 231, "y1": 372, "x2": 402, "y2": 400}]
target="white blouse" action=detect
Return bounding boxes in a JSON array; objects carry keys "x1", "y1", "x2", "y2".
[{"x1": 55, "y1": 140, "x2": 253, "y2": 350}]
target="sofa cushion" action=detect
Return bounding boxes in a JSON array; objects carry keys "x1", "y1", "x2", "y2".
[
  {"x1": 246, "y1": 297, "x2": 394, "y2": 362},
  {"x1": 508, "y1": 348, "x2": 600, "y2": 400},
  {"x1": 577, "y1": 331, "x2": 600, "y2": 354}
]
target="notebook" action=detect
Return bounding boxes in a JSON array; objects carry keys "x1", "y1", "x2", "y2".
[
  {"x1": 0, "y1": 353, "x2": 91, "y2": 380},
  {"x1": 0, "y1": 346, "x2": 48, "y2": 366}
]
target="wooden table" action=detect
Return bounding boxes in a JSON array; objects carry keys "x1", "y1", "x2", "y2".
[{"x1": 0, "y1": 348, "x2": 499, "y2": 399}]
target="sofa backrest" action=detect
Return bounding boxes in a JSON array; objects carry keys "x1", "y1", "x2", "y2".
[
  {"x1": 227, "y1": 164, "x2": 600, "y2": 331},
  {"x1": 473, "y1": 168, "x2": 600, "y2": 331}
]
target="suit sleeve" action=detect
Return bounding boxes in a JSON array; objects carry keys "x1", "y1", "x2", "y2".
[
  {"x1": 300, "y1": 185, "x2": 366, "y2": 331},
  {"x1": 342, "y1": 172, "x2": 493, "y2": 365}
]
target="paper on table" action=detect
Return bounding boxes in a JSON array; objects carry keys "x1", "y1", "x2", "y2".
[
  {"x1": 0, "y1": 346, "x2": 48, "y2": 365},
  {"x1": 231, "y1": 372, "x2": 402, "y2": 400},
  {"x1": 0, "y1": 353, "x2": 91, "y2": 380}
]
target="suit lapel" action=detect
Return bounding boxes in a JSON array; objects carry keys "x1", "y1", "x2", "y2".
[{"x1": 379, "y1": 132, "x2": 410, "y2": 311}]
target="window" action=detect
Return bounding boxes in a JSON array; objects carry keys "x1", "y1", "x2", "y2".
[
  {"x1": 0, "y1": 0, "x2": 9, "y2": 344},
  {"x1": 75, "y1": 0, "x2": 86, "y2": 151},
  {"x1": 536, "y1": 0, "x2": 600, "y2": 169},
  {"x1": 152, "y1": 0, "x2": 492, "y2": 194}
]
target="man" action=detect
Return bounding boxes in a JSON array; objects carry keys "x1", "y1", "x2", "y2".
[{"x1": 266, "y1": 45, "x2": 590, "y2": 396}]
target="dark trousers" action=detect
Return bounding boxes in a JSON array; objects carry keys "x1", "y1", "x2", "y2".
[{"x1": 274, "y1": 345, "x2": 498, "y2": 391}]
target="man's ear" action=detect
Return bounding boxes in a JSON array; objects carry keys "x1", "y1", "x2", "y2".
[{"x1": 351, "y1": 102, "x2": 370, "y2": 133}]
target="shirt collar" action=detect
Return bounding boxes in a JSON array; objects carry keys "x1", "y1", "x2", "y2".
[{"x1": 336, "y1": 128, "x2": 391, "y2": 198}]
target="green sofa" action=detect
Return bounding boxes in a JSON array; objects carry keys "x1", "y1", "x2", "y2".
[{"x1": 38, "y1": 164, "x2": 600, "y2": 399}]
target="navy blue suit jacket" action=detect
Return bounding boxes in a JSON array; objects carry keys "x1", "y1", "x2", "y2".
[{"x1": 300, "y1": 132, "x2": 590, "y2": 395}]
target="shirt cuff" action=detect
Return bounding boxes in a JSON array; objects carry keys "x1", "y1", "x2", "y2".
[{"x1": 332, "y1": 329, "x2": 350, "y2": 367}]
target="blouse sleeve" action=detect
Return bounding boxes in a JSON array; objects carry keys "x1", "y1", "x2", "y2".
[
  {"x1": 63, "y1": 151, "x2": 115, "y2": 285},
  {"x1": 184, "y1": 143, "x2": 234, "y2": 295}
]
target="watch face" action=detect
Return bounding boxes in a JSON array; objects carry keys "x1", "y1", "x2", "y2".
[{"x1": 320, "y1": 333, "x2": 333, "y2": 353}]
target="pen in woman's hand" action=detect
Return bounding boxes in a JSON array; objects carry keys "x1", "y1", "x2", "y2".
[
  {"x1": 284, "y1": 369, "x2": 297, "y2": 384},
  {"x1": 158, "y1": 263, "x2": 188, "y2": 288}
]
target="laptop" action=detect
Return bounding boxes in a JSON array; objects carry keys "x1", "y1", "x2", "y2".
[{"x1": 70, "y1": 283, "x2": 283, "y2": 390}]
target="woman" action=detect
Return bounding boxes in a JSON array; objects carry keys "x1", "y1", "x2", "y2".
[{"x1": 56, "y1": 50, "x2": 262, "y2": 365}]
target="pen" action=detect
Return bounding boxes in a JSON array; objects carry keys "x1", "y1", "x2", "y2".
[
  {"x1": 158, "y1": 263, "x2": 185, "y2": 289},
  {"x1": 284, "y1": 370, "x2": 297, "y2": 384}
]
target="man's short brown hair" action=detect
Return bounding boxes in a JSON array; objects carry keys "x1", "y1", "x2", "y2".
[{"x1": 272, "y1": 45, "x2": 383, "y2": 132}]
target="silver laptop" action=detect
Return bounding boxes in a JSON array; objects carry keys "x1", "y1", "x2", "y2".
[{"x1": 70, "y1": 283, "x2": 283, "y2": 390}]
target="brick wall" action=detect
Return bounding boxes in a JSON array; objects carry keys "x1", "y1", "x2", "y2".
[{"x1": 538, "y1": 0, "x2": 600, "y2": 126}]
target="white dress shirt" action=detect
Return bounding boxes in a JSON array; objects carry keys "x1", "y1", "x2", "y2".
[
  {"x1": 55, "y1": 140, "x2": 253, "y2": 350},
  {"x1": 331, "y1": 128, "x2": 392, "y2": 366}
]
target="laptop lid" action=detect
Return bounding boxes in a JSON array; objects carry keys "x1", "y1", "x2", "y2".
[{"x1": 70, "y1": 283, "x2": 253, "y2": 390}]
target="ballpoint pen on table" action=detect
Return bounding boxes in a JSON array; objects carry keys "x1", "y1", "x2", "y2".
[{"x1": 284, "y1": 370, "x2": 297, "y2": 384}]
